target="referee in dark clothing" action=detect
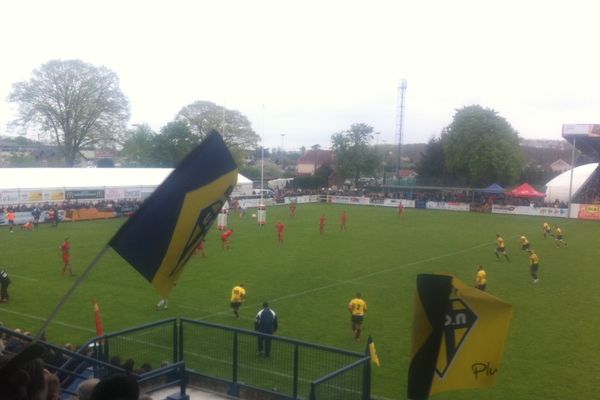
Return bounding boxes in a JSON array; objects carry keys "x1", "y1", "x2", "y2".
[{"x1": 255, "y1": 302, "x2": 278, "y2": 357}]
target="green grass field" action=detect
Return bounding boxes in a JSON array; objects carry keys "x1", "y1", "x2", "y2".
[{"x1": 1, "y1": 203, "x2": 599, "y2": 399}]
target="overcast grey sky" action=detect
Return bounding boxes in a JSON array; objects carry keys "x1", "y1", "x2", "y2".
[{"x1": 1, "y1": 0, "x2": 599, "y2": 151}]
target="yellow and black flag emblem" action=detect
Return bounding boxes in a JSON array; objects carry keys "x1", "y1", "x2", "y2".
[
  {"x1": 109, "y1": 131, "x2": 237, "y2": 299},
  {"x1": 408, "y1": 274, "x2": 513, "y2": 399}
]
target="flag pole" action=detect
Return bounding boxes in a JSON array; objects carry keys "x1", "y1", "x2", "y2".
[{"x1": 33, "y1": 244, "x2": 111, "y2": 342}]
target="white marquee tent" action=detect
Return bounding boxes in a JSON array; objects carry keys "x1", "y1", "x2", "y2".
[
  {"x1": 0, "y1": 168, "x2": 253, "y2": 203},
  {"x1": 544, "y1": 163, "x2": 598, "y2": 203}
]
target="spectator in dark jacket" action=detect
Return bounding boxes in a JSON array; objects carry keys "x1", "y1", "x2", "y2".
[{"x1": 255, "y1": 302, "x2": 278, "y2": 357}]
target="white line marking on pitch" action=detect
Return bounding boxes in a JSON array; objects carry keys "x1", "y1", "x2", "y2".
[
  {"x1": 10, "y1": 274, "x2": 38, "y2": 282},
  {"x1": 0, "y1": 308, "x2": 95, "y2": 333},
  {"x1": 195, "y1": 240, "x2": 492, "y2": 321}
]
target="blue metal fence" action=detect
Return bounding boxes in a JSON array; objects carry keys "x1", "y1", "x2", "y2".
[
  {"x1": 1, "y1": 318, "x2": 370, "y2": 400},
  {"x1": 179, "y1": 318, "x2": 371, "y2": 399}
]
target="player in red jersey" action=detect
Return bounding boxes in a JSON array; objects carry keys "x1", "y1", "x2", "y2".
[
  {"x1": 221, "y1": 229, "x2": 234, "y2": 250},
  {"x1": 194, "y1": 239, "x2": 207, "y2": 257},
  {"x1": 319, "y1": 214, "x2": 326, "y2": 235},
  {"x1": 340, "y1": 210, "x2": 347, "y2": 231},
  {"x1": 275, "y1": 220, "x2": 285, "y2": 244},
  {"x1": 289, "y1": 202, "x2": 297, "y2": 217},
  {"x1": 398, "y1": 202, "x2": 405, "y2": 218},
  {"x1": 60, "y1": 238, "x2": 74, "y2": 276}
]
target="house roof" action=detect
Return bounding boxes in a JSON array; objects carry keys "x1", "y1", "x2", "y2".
[
  {"x1": 550, "y1": 159, "x2": 571, "y2": 169},
  {"x1": 398, "y1": 169, "x2": 416, "y2": 178},
  {"x1": 297, "y1": 150, "x2": 333, "y2": 164}
]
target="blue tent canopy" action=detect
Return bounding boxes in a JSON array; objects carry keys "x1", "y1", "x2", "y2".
[{"x1": 480, "y1": 183, "x2": 505, "y2": 194}]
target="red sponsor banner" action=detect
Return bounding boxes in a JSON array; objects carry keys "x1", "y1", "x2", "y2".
[
  {"x1": 67, "y1": 208, "x2": 116, "y2": 221},
  {"x1": 578, "y1": 204, "x2": 600, "y2": 220}
]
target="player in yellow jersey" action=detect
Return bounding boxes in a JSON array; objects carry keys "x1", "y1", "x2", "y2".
[
  {"x1": 519, "y1": 235, "x2": 530, "y2": 252},
  {"x1": 543, "y1": 222, "x2": 551, "y2": 239},
  {"x1": 494, "y1": 234, "x2": 511, "y2": 262},
  {"x1": 476, "y1": 264, "x2": 487, "y2": 291},
  {"x1": 527, "y1": 249, "x2": 540, "y2": 283},
  {"x1": 230, "y1": 283, "x2": 246, "y2": 319},
  {"x1": 554, "y1": 225, "x2": 567, "y2": 248},
  {"x1": 348, "y1": 292, "x2": 367, "y2": 341}
]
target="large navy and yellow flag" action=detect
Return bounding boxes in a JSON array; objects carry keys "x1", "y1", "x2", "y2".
[
  {"x1": 408, "y1": 274, "x2": 513, "y2": 399},
  {"x1": 109, "y1": 131, "x2": 237, "y2": 299}
]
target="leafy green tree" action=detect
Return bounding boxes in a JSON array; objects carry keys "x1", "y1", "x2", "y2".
[
  {"x1": 291, "y1": 174, "x2": 327, "y2": 190},
  {"x1": 152, "y1": 121, "x2": 198, "y2": 167},
  {"x1": 239, "y1": 160, "x2": 282, "y2": 181},
  {"x1": 120, "y1": 121, "x2": 197, "y2": 167},
  {"x1": 120, "y1": 124, "x2": 157, "y2": 167},
  {"x1": 9, "y1": 59, "x2": 130, "y2": 166},
  {"x1": 331, "y1": 123, "x2": 379, "y2": 187},
  {"x1": 176, "y1": 100, "x2": 259, "y2": 165},
  {"x1": 416, "y1": 136, "x2": 446, "y2": 185},
  {"x1": 442, "y1": 105, "x2": 522, "y2": 186}
]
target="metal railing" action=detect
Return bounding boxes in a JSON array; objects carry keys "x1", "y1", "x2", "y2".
[
  {"x1": 1, "y1": 318, "x2": 370, "y2": 400},
  {"x1": 179, "y1": 318, "x2": 370, "y2": 399}
]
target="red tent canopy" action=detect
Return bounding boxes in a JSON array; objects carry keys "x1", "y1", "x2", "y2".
[{"x1": 507, "y1": 183, "x2": 546, "y2": 198}]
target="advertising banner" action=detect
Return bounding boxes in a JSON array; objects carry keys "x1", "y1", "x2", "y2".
[
  {"x1": 383, "y1": 199, "x2": 416, "y2": 208},
  {"x1": 328, "y1": 196, "x2": 371, "y2": 205},
  {"x1": 492, "y1": 205, "x2": 568, "y2": 217},
  {"x1": 104, "y1": 187, "x2": 141, "y2": 200},
  {"x1": 562, "y1": 123, "x2": 600, "y2": 137},
  {"x1": 0, "y1": 190, "x2": 19, "y2": 204},
  {"x1": 65, "y1": 189, "x2": 105, "y2": 200},
  {"x1": 426, "y1": 201, "x2": 470, "y2": 212},
  {"x1": 577, "y1": 204, "x2": 600, "y2": 220}
]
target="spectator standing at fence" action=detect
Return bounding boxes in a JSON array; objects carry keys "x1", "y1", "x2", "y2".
[
  {"x1": 60, "y1": 238, "x2": 74, "y2": 276},
  {"x1": 555, "y1": 226, "x2": 567, "y2": 247},
  {"x1": 319, "y1": 214, "x2": 326, "y2": 235},
  {"x1": 230, "y1": 284, "x2": 246, "y2": 319},
  {"x1": 543, "y1": 222, "x2": 551, "y2": 239},
  {"x1": 476, "y1": 265, "x2": 487, "y2": 291},
  {"x1": 255, "y1": 302, "x2": 278, "y2": 357},
  {"x1": 494, "y1": 234, "x2": 511, "y2": 262},
  {"x1": 6, "y1": 209, "x2": 15, "y2": 233},
  {"x1": 48, "y1": 208, "x2": 56, "y2": 226},
  {"x1": 221, "y1": 229, "x2": 234, "y2": 250},
  {"x1": 348, "y1": 293, "x2": 367, "y2": 341},
  {"x1": 340, "y1": 210, "x2": 347, "y2": 231},
  {"x1": 32, "y1": 206, "x2": 41, "y2": 229},
  {"x1": 0, "y1": 269, "x2": 10, "y2": 303},
  {"x1": 52, "y1": 207, "x2": 60, "y2": 227}
]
